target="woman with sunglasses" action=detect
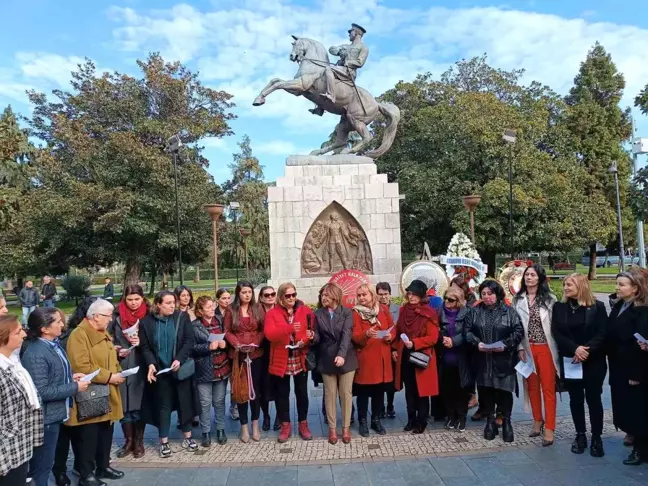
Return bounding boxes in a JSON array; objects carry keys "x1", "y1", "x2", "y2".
[
  {"x1": 437, "y1": 287, "x2": 473, "y2": 433},
  {"x1": 265, "y1": 283, "x2": 315, "y2": 442},
  {"x1": 224, "y1": 281, "x2": 265, "y2": 443},
  {"x1": 257, "y1": 286, "x2": 280, "y2": 432}
]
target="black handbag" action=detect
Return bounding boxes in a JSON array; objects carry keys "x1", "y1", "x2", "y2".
[
  {"x1": 172, "y1": 313, "x2": 195, "y2": 381},
  {"x1": 75, "y1": 384, "x2": 111, "y2": 421},
  {"x1": 408, "y1": 351, "x2": 430, "y2": 369},
  {"x1": 305, "y1": 314, "x2": 317, "y2": 371}
]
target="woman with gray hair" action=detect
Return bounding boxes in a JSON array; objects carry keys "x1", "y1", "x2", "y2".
[{"x1": 66, "y1": 298, "x2": 125, "y2": 486}]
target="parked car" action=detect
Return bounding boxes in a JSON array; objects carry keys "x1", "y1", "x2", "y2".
[{"x1": 581, "y1": 250, "x2": 640, "y2": 268}]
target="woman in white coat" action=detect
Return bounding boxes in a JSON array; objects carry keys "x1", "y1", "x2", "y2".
[{"x1": 513, "y1": 264, "x2": 559, "y2": 447}]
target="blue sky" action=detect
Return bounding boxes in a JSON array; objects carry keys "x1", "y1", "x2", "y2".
[{"x1": 1, "y1": 0, "x2": 647, "y2": 184}]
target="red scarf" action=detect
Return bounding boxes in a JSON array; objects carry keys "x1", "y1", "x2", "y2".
[
  {"x1": 398, "y1": 302, "x2": 435, "y2": 338},
  {"x1": 118, "y1": 300, "x2": 148, "y2": 330}
]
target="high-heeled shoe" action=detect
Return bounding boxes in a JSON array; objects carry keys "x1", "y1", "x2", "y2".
[
  {"x1": 239, "y1": 424, "x2": 250, "y2": 443},
  {"x1": 251, "y1": 420, "x2": 261, "y2": 442},
  {"x1": 262, "y1": 415, "x2": 271, "y2": 432},
  {"x1": 542, "y1": 429, "x2": 554, "y2": 447},
  {"x1": 529, "y1": 420, "x2": 544, "y2": 438}
]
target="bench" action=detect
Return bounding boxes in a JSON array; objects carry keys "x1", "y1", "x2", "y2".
[{"x1": 550, "y1": 262, "x2": 576, "y2": 272}]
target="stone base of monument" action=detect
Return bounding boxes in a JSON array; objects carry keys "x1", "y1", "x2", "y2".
[{"x1": 267, "y1": 154, "x2": 403, "y2": 304}]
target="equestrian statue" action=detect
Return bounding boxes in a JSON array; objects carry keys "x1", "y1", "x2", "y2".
[{"x1": 252, "y1": 23, "x2": 400, "y2": 159}]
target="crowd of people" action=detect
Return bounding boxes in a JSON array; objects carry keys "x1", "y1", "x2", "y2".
[{"x1": 1, "y1": 264, "x2": 648, "y2": 486}]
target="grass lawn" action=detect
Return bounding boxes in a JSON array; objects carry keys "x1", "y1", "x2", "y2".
[{"x1": 548, "y1": 264, "x2": 620, "y2": 276}]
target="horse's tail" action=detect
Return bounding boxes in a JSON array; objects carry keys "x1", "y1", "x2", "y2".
[{"x1": 365, "y1": 102, "x2": 400, "y2": 159}]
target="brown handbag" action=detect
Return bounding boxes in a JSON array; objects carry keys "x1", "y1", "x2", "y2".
[{"x1": 231, "y1": 350, "x2": 250, "y2": 404}]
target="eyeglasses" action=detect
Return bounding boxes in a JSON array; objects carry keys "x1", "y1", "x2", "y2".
[
  {"x1": 444, "y1": 297, "x2": 457, "y2": 303},
  {"x1": 284, "y1": 292, "x2": 297, "y2": 299},
  {"x1": 98, "y1": 313, "x2": 113, "y2": 318},
  {"x1": 263, "y1": 292, "x2": 277, "y2": 298}
]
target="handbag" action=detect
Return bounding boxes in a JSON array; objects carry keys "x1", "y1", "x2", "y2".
[
  {"x1": 231, "y1": 349, "x2": 255, "y2": 404},
  {"x1": 408, "y1": 351, "x2": 430, "y2": 369},
  {"x1": 75, "y1": 384, "x2": 111, "y2": 421},
  {"x1": 172, "y1": 313, "x2": 195, "y2": 381},
  {"x1": 305, "y1": 314, "x2": 317, "y2": 371}
]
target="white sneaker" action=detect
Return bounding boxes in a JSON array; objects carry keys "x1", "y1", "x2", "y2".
[
  {"x1": 182, "y1": 437, "x2": 198, "y2": 452},
  {"x1": 159, "y1": 442, "x2": 172, "y2": 458}
]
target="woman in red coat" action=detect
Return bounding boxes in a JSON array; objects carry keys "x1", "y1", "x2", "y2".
[
  {"x1": 264, "y1": 283, "x2": 315, "y2": 443},
  {"x1": 352, "y1": 284, "x2": 396, "y2": 437},
  {"x1": 392, "y1": 279, "x2": 440, "y2": 434}
]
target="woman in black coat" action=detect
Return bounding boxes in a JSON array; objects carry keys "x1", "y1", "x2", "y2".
[
  {"x1": 552, "y1": 273, "x2": 608, "y2": 458},
  {"x1": 140, "y1": 290, "x2": 197, "y2": 459},
  {"x1": 607, "y1": 271, "x2": 648, "y2": 466},
  {"x1": 313, "y1": 283, "x2": 358, "y2": 445}
]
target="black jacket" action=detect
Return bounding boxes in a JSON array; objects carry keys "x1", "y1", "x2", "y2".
[
  {"x1": 465, "y1": 303, "x2": 524, "y2": 379},
  {"x1": 41, "y1": 283, "x2": 57, "y2": 301},
  {"x1": 107, "y1": 314, "x2": 146, "y2": 413},
  {"x1": 139, "y1": 311, "x2": 194, "y2": 369},
  {"x1": 313, "y1": 306, "x2": 358, "y2": 375},
  {"x1": 438, "y1": 306, "x2": 474, "y2": 389},
  {"x1": 607, "y1": 302, "x2": 648, "y2": 435},
  {"x1": 191, "y1": 312, "x2": 229, "y2": 384},
  {"x1": 551, "y1": 300, "x2": 608, "y2": 384}
]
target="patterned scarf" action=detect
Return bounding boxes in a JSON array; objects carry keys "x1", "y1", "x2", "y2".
[{"x1": 353, "y1": 304, "x2": 379, "y2": 324}]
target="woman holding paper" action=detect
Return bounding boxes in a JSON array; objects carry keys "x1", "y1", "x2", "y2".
[
  {"x1": 264, "y1": 283, "x2": 315, "y2": 443},
  {"x1": 192, "y1": 295, "x2": 231, "y2": 447},
  {"x1": 20, "y1": 308, "x2": 89, "y2": 486},
  {"x1": 65, "y1": 298, "x2": 126, "y2": 485},
  {"x1": 351, "y1": 284, "x2": 395, "y2": 437},
  {"x1": 551, "y1": 273, "x2": 608, "y2": 458},
  {"x1": 108, "y1": 284, "x2": 148, "y2": 459},
  {"x1": 392, "y1": 279, "x2": 440, "y2": 435},
  {"x1": 465, "y1": 279, "x2": 524, "y2": 443},
  {"x1": 139, "y1": 290, "x2": 198, "y2": 458},
  {"x1": 607, "y1": 271, "x2": 648, "y2": 466},
  {"x1": 224, "y1": 281, "x2": 265, "y2": 443},
  {"x1": 513, "y1": 264, "x2": 559, "y2": 447}
]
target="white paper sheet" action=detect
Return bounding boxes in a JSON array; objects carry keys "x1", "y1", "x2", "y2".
[
  {"x1": 481, "y1": 341, "x2": 505, "y2": 350},
  {"x1": 122, "y1": 323, "x2": 139, "y2": 337},
  {"x1": 376, "y1": 326, "x2": 394, "y2": 338},
  {"x1": 208, "y1": 333, "x2": 225, "y2": 343},
  {"x1": 285, "y1": 344, "x2": 300, "y2": 350},
  {"x1": 400, "y1": 333, "x2": 410, "y2": 343},
  {"x1": 156, "y1": 367, "x2": 173, "y2": 375},
  {"x1": 80, "y1": 369, "x2": 100, "y2": 382},
  {"x1": 118, "y1": 366, "x2": 140, "y2": 378},
  {"x1": 634, "y1": 333, "x2": 648, "y2": 345},
  {"x1": 563, "y1": 357, "x2": 583, "y2": 380},
  {"x1": 515, "y1": 359, "x2": 535, "y2": 379}
]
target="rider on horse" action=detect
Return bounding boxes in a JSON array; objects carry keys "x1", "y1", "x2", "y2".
[{"x1": 309, "y1": 23, "x2": 369, "y2": 116}]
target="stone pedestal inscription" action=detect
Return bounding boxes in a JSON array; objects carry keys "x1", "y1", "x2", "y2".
[
  {"x1": 301, "y1": 202, "x2": 373, "y2": 276},
  {"x1": 268, "y1": 154, "x2": 403, "y2": 304}
]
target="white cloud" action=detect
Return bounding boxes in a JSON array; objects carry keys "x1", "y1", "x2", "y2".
[{"x1": 16, "y1": 52, "x2": 88, "y2": 87}]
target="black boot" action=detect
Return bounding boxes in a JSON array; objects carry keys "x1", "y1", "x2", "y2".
[
  {"x1": 590, "y1": 435, "x2": 605, "y2": 458},
  {"x1": 371, "y1": 418, "x2": 386, "y2": 435},
  {"x1": 358, "y1": 419, "x2": 370, "y2": 437},
  {"x1": 54, "y1": 474, "x2": 71, "y2": 486},
  {"x1": 623, "y1": 448, "x2": 644, "y2": 466},
  {"x1": 571, "y1": 433, "x2": 587, "y2": 454},
  {"x1": 501, "y1": 413, "x2": 514, "y2": 443},
  {"x1": 273, "y1": 415, "x2": 281, "y2": 432},
  {"x1": 412, "y1": 419, "x2": 427, "y2": 434},
  {"x1": 404, "y1": 413, "x2": 415, "y2": 432},
  {"x1": 484, "y1": 415, "x2": 497, "y2": 441},
  {"x1": 95, "y1": 467, "x2": 124, "y2": 481},
  {"x1": 79, "y1": 474, "x2": 106, "y2": 486},
  {"x1": 262, "y1": 415, "x2": 271, "y2": 432},
  {"x1": 216, "y1": 429, "x2": 228, "y2": 445},
  {"x1": 201, "y1": 432, "x2": 211, "y2": 448}
]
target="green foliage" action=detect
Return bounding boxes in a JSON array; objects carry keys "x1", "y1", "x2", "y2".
[
  {"x1": 636, "y1": 84, "x2": 648, "y2": 115},
  {"x1": 631, "y1": 166, "x2": 648, "y2": 221},
  {"x1": 20, "y1": 54, "x2": 234, "y2": 284},
  {"x1": 61, "y1": 275, "x2": 91, "y2": 301}
]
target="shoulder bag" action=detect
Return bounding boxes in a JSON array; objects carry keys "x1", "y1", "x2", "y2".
[
  {"x1": 305, "y1": 313, "x2": 317, "y2": 371},
  {"x1": 172, "y1": 313, "x2": 195, "y2": 381},
  {"x1": 76, "y1": 383, "x2": 111, "y2": 421},
  {"x1": 231, "y1": 349, "x2": 256, "y2": 404},
  {"x1": 408, "y1": 351, "x2": 430, "y2": 369}
]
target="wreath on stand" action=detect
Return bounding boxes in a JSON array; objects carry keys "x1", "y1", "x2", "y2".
[{"x1": 443, "y1": 233, "x2": 487, "y2": 288}]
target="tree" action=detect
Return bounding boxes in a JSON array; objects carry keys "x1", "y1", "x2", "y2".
[
  {"x1": 221, "y1": 135, "x2": 270, "y2": 270},
  {"x1": 375, "y1": 56, "x2": 608, "y2": 273},
  {"x1": 635, "y1": 83, "x2": 648, "y2": 115},
  {"x1": 23, "y1": 54, "x2": 235, "y2": 285},
  {"x1": 564, "y1": 42, "x2": 633, "y2": 279}
]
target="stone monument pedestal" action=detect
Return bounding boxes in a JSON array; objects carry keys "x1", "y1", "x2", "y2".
[{"x1": 267, "y1": 154, "x2": 403, "y2": 304}]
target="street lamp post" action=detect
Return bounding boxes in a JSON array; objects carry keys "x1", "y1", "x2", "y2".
[
  {"x1": 229, "y1": 202, "x2": 241, "y2": 282},
  {"x1": 631, "y1": 116, "x2": 647, "y2": 267},
  {"x1": 502, "y1": 129, "x2": 517, "y2": 259},
  {"x1": 462, "y1": 195, "x2": 482, "y2": 244},
  {"x1": 166, "y1": 134, "x2": 184, "y2": 285},
  {"x1": 203, "y1": 204, "x2": 225, "y2": 294},
  {"x1": 609, "y1": 162, "x2": 626, "y2": 272},
  {"x1": 239, "y1": 228, "x2": 252, "y2": 278}
]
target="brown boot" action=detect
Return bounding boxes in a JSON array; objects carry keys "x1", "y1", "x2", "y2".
[
  {"x1": 116, "y1": 422, "x2": 134, "y2": 458},
  {"x1": 133, "y1": 422, "x2": 145, "y2": 459},
  {"x1": 328, "y1": 428, "x2": 338, "y2": 445},
  {"x1": 342, "y1": 427, "x2": 351, "y2": 444}
]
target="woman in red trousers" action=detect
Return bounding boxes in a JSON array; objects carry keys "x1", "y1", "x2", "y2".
[
  {"x1": 352, "y1": 284, "x2": 396, "y2": 437},
  {"x1": 264, "y1": 283, "x2": 315, "y2": 443}
]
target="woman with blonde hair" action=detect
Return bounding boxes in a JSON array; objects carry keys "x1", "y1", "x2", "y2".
[
  {"x1": 551, "y1": 273, "x2": 608, "y2": 458},
  {"x1": 313, "y1": 282, "x2": 357, "y2": 444},
  {"x1": 438, "y1": 286, "x2": 473, "y2": 432},
  {"x1": 351, "y1": 283, "x2": 395, "y2": 437},
  {"x1": 607, "y1": 270, "x2": 648, "y2": 465}
]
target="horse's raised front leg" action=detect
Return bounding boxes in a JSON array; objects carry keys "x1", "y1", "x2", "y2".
[{"x1": 253, "y1": 78, "x2": 305, "y2": 106}]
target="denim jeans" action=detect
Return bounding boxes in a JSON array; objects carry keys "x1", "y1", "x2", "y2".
[
  {"x1": 197, "y1": 379, "x2": 228, "y2": 433},
  {"x1": 43, "y1": 300, "x2": 55, "y2": 309},
  {"x1": 22, "y1": 306, "x2": 36, "y2": 326},
  {"x1": 120, "y1": 410, "x2": 141, "y2": 424},
  {"x1": 29, "y1": 422, "x2": 60, "y2": 486}
]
